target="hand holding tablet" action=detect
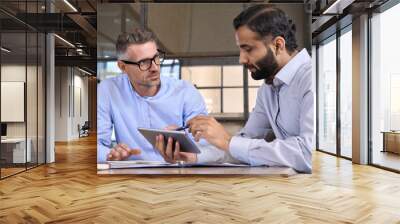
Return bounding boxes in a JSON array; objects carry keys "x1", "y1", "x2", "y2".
[
  {"x1": 137, "y1": 128, "x2": 201, "y2": 153},
  {"x1": 138, "y1": 127, "x2": 199, "y2": 164}
]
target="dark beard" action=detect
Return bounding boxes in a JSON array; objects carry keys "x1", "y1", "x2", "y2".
[{"x1": 247, "y1": 47, "x2": 279, "y2": 85}]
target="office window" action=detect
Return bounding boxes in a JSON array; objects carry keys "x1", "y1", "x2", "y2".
[
  {"x1": 181, "y1": 66, "x2": 222, "y2": 114},
  {"x1": 97, "y1": 61, "x2": 122, "y2": 81},
  {"x1": 160, "y1": 59, "x2": 180, "y2": 80},
  {"x1": 248, "y1": 75, "x2": 264, "y2": 112},
  {"x1": 317, "y1": 36, "x2": 337, "y2": 154},
  {"x1": 340, "y1": 28, "x2": 352, "y2": 158},
  {"x1": 370, "y1": 3, "x2": 400, "y2": 171},
  {"x1": 181, "y1": 64, "x2": 247, "y2": 115},
  {"x1": 198, "y1": 89, "x2": 222, "y2": 113},
  {"x1": 181, "y1": 66, "x2": 221, "y2": 87},
  {"x1": 222, "y1": 65, "x2": 244, "y2": 113}
]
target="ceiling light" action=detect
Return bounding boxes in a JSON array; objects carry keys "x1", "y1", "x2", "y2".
[
  {"x1": 54, "y1": 34, "x2": 75, "y2": 48},
  {"x1": 322, "y1": 0, "x2": 355, "y2": 15},
  {"x1": 63, "y1": 0, "x2": 78, "y2": 12},
  {"x1": 78, "y1": 67, "x2": 93, "y2": 76},
  {"x1": 1, "y1": 47, "x2": 11, "y2": 53}
]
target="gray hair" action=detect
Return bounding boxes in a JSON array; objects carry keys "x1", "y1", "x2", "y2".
[{"x1": 116, "y1": 28, "x2": 158, "y2": 60}]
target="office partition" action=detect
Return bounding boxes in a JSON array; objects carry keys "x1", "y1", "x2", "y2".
[{"x1": 0, "y1": 0, "x2": 47, "y2": 179}]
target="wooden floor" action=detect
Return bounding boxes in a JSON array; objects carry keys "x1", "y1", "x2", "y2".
[
  {"x1": 372, "y1": 151, "x2": 400, "y2": 171},
  {"x1": 1, "y1": 135, "x2": 400, "y2": 223}
]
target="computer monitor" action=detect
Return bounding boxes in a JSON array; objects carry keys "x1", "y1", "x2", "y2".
[{"x1": 1, "y1": 123, "x2": 7, "y2": 137}]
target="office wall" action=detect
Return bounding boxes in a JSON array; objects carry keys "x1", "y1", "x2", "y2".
[
  {"x1": 0, "y1": 65, "x2": 40, "y2": 138},
  {"x1": 54, "y1": 67, "x2": 89, "y2": 141}
]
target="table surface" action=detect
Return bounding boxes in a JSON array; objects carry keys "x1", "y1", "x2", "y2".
[
  {"x1": 1, "y1": 138, "x2": 26, "y2": 143},
  {"x1": 381, "y1": 131, "x2": 400, "y2": 134},
  {"x1": 97, "y1": 164, "x2": 297, "y2": 176}
]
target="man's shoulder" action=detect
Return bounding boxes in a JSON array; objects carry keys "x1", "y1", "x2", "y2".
[
  {"x1": 99, "y1": 75, "x2": 128, "y2": 90},
  {"x1": 292, "y1": 60, "x2": 312, "y2": 91},
  {"x1": 162, "y1": 76, "x2": 194, "y2": 91}
]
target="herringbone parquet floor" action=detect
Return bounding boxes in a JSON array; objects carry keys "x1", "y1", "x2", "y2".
[{"x1": 1, "y1": 135, "x2": 400, "y2": 223}]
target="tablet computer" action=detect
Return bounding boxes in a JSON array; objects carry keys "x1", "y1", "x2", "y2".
[{"x1": 137, "y1": 127, "x2": 201, "y2": 154}]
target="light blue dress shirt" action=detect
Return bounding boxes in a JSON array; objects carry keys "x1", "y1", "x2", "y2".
[
  {"x1": 197, "y1": 49, "x2": 314, "y2": 173},
  {"x1": 97, "y1": 74, "x2": 207, "y2": 162}
]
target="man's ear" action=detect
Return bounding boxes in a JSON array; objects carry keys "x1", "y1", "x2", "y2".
[
  {"x1": 274, "y1": 36, "x2": 286, "y2": 56},
  {"x1": 117, "y1": 60, "x2": 125, "y2": 73}
]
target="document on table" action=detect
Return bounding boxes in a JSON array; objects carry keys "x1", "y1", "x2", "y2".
[{"x1": 107, "y1": 160, "x2": 250, "y2": 169}]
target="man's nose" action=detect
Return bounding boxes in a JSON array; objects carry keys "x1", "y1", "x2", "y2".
[
  {"x1": 149, "y1": 60, "x2": 159, "y2": 71},
  {"x1": 239, "y1": 53, "x2": 248, "y2": 65}
]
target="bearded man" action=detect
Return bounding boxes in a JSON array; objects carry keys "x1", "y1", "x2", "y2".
[{"x1": 155, "y1": 5, "x2": 314, "y2": 173}]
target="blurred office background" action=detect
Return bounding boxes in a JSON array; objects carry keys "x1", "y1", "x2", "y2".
[
  {"x1": 96, "y1": 2, "x2": 311, "y2": 135},
  {"x1": 1, "y1": 0, "x2": 400, "y2": 179},
  {"x1": 312, "y1": 0, "x2": 400, "y2": 171},
  {"x1": 0, "y1": 0, "x2": 97, "y2": 179}
]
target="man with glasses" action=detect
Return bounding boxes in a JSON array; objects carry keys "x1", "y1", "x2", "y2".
[
  {"x1": 155, "y1": 5, "x2": 314, "y2": 173},
  {"x1": 97, "y1": 28, "x2": 208, "y2": 162}
]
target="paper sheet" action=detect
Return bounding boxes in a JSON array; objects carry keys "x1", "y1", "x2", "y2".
[{"x1": 107, "y1": 160, "x2": 250, "y2": 169}]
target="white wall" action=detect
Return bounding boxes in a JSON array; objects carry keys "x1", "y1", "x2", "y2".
[
  {"x1": 54, "y1": 67, "x2": 89, "y2": 141},
  {"x1": 1, "y1": 64, "x2": 46, "y2": 163},
  {"x1": 1, "y1": 65, "x2": 30, "y2": 138}
]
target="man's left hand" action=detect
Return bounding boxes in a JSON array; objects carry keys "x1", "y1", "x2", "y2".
[{"x1": 188, "y1": 115, "x2": 232, "y2": 151}]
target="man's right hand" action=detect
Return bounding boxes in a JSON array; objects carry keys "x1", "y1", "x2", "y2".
[{"x1": 107, "y1": 143, "x2": 141, "y2": 161}]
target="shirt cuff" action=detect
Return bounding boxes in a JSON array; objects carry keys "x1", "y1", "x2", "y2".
[
  {"x1": 196, "y1": 151, "x2": 209, "y2": 164},
  {"x1": 229, "y1": 136, "x2": 252, "y2": 164},
  {"x1": 196, "y1": 143, "x2": 223, "y2": 164}
]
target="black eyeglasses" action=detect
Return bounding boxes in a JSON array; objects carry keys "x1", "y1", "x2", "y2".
[{"x1": 121, "y1": 50, "x2": 165, "y2": 71}]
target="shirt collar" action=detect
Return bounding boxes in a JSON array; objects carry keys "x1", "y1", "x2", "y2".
[{"x1": 273, "y1": 48, "x2": 310, "y2": 87}]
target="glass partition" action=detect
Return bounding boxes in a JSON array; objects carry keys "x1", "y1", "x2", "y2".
[
  {"x1": 0, "y1": 1, "x2": 46, "y2": 179},
  {"x1": 317, "y1": 35, "x2": 337, "y2": 155},
  {"x1": 339, "y1": 27, "x2": 352, "y2": 158},
  {"x1": 1, "y1": 30, "x2": 28, "y2": 178},
  {"x1": 370, "y1": 3, "x2": 400, "y2": 171}
]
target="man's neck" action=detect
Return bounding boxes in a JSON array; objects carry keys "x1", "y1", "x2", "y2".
[
  {"x1": 131, "y1": 82, "x2": 160, "y2": 97},
  {"x1": 277, "y1": 49, "x2": 299, "y2": 71}
]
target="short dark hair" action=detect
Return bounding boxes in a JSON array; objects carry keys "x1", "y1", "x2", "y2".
[
  {"x1": 116, "y1": 28, "x2": 158, "y2": 59},
  {"x1": 233, "y1": 5, "x2": 298, "y2": 53}
]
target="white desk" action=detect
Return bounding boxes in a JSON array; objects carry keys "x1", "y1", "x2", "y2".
[{"x1": 1, "y1": 138, "x2": 31, "y2": 163}]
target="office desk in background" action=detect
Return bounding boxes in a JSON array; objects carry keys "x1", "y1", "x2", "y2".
[
  {"x1": 381, "y1": 131, "x2": 400, "y2": 154},
  {"x1": 97, "y1": 164, "x2": 297, "y2": 176},
  {"x1": 0, "y1": 138, "x2": 31, "y2": 163}
]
